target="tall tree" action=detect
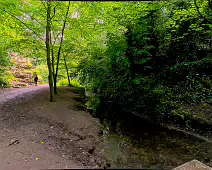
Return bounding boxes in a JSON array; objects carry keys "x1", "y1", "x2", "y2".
[
  {"x1": 53, "y1": 1, "x2": 71, "y2": 94},
  {"x1": 0, "y1": 0, "x2": 75, "y2": 100},
  {"x1": 46, "y1": 1, "x2": 54, "y2": 102}
]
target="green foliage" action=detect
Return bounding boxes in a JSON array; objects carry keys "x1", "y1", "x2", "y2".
[
  {"x1": 0, "y1": 71, "x2": 13, "y2": 88},
  {"x1": 70, "y1": 79, "x2": 81, "y2": 87},
  {"x1": 0, "y1": 35, "x2": 11, "y2": 84},
  {"x1": 58, "y1": 79, "x2": 69, "y2": 86},
  {"x1": 0, "y1": 77, "x2": 11, "y2": 88},
  {"x1": 75, "y1": 86, "x2": 85, "y2": 95},
  {"x1": 74, "y1": 1, "x2": 212, "y2": 127},
  {"x1": 86, "y1": 97, "x2": 100, "y2": 110},
  {"x1": 35, "y1": 64, "x2": 49, "y2": 83},
  {"x1": 6, "y1": 71, "x2": 18, "y2": 82},
  {"x1": 58, "y1": 78, "x2": 81, "y2": 87}
]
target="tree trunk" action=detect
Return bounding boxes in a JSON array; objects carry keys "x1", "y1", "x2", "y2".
[
  {"x1": 50, "y1": 31, "x2": 55, "y2": 82},
  {"x1": 63, "y1": 53, "x2": 71, "y2": 86},
  {"x1": 46, "y1": 2, "x2": 54, "y2": 102},
  {"x1": 54, "y1": 1, "x2": 70, "y2": 94}
]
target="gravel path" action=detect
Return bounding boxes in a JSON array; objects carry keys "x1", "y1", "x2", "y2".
[
  {"x1": 0, "y1": 85, "x2": 48, "y2": 104},
  {"x1": 0, "y1": 85, "x2": 106, "y2": 170}
]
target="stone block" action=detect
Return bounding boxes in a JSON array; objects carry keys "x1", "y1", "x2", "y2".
[{"x1": 173, "y1": 160, "x2": 212, "y2": 170}]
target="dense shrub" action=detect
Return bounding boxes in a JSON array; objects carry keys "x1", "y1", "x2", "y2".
[
  {"x1": 58, "y1": 78, "x2": 81, "y2": 87},
  {"x1": 76, "y1": 1, "x2": 212, "y2": 127},
  {"x1": 0, "y1": 77, "x2": 11, "y2": 88}
]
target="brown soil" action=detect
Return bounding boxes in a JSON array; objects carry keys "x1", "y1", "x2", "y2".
[{"x1": 0, "y1": 85, "x2": 106, "y2": 170}]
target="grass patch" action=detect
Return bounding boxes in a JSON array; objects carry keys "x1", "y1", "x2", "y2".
[{"x1": 58, "y1": 79, "x2": 81, "y2": 87}]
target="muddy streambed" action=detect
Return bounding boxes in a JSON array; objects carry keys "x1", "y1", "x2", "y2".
[
  {"x1": 80, "y1": 90, "x2": 212, "y2": 169},
  {"x1": 101, "y1": 115, "x2": 212, "y2": 169}
]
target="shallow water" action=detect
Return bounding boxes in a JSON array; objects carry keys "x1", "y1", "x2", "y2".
[
  {"x1": 102, "y1": 118, "x2": 212, "y2": 169},
  {"x1": 82, "y1": 90, "x2": 212, "y2": 169}
]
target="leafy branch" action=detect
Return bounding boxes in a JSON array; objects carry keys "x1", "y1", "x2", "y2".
[
  {"x1": 0, "y1": 7, "x2": 45, "y2": 42},
  {"x1": 193, "y1": 0, "x2": 212, "y2": 24}
]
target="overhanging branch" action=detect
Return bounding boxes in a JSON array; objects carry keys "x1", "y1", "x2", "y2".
[
  {"x1": 208, "y1": 0, "x2": 212, "y2": 9},
  {"x1": 0, "y1": 7, "x2": 45, "y2": 42},
  {"x1": 194, "y1": 0, "x2": 212, "y2": 24}
]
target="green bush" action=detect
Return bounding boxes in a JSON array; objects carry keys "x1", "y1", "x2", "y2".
[
  {"x1": 75, "y1": 86, "x2": 85, "y2": 96},
  {"x1": 0, "y1": 77, "x2": 11, "y2": 88},
  {"x1": 58, "y1": 79, "x2": 69, "y2": 86},
  {"x1": 166, "y1": 58, "x2": 212, "y2": 83},
  {"x1": 0, "y1": 70, "x2": 17, "y2": 88},
  {"x1": 58, "y1": 78, "x2": 81, "y2": 87},
  {"x1": 35, "y1": 64, "x2": 49, "y2": 83},
  {"x1": 85, "y1": 96, "x2": 100, "y2": 116},
  {"x1": 70, "y1": 79, "x2": 81, "y2": 87},
  {"x1": 6, "y1": 71, "x2": 18, "y2": 81}
]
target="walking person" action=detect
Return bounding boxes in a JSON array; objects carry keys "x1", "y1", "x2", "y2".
[{"x1": 34, "y1": 74, "x2": 38, "y2": 86}]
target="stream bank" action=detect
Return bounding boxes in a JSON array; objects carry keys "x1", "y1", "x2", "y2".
[
  {"x1": 76, "y1": 89, "x2": 212, "y2": 169},
  {"x1": 101, "y1": 115, "x2": 212, "y2": 169}
]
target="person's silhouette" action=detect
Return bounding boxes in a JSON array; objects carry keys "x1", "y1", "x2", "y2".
[{"x1": 34, "y1": 74, "x2": 38, "y2": 86}]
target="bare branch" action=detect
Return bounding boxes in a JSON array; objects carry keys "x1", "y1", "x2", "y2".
[
  {"x1": 53, "y1": 32, "x2": 61, "y2": 45},
  {"x1": 58, "y1": 1, "x2": 71, "y2": 54},
  {"x1": 54, "y1": 1, "x2": 71, "y2": 90},
  {"x1": 50, "y1": 2, "x2": 60, "y2": 20}
]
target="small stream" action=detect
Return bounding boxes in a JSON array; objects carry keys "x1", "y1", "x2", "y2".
[
  {"x1": 80, "y1": 90, "x2": 212, "y2": 169},
  {"x1": 101, "y1": 115, "x2": 212, "y2": 169}
]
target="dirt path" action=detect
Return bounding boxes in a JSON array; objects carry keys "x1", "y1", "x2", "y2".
[{"x1": 0, "y1": 85, "x2": 106, "y2": 170}]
